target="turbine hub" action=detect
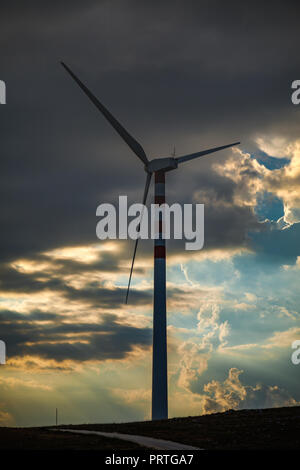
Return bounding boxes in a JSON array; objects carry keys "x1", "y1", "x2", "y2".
[{"x1": 146, "y1": 158, "x2": 178, "y2": 173}]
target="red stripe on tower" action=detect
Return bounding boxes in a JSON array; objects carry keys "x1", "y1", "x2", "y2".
[
  {"x1": 154, "y1": 246, "x2": 166, "y2": 258},
  {"x1": 155, "y1": 195, "x2": 165, "y2": 205}
]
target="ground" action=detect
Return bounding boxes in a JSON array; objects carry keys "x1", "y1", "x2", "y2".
[
  {"x1": 0, "y1": 427, "x2": 142, "y2": 450},
  {"x1": 1, "y1": 406, "x2": 299, "y2": 450}
]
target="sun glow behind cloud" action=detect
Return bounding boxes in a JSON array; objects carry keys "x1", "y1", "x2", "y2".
[{"x1": 44, "y1": 242, "x2": 119, "y2": 263}]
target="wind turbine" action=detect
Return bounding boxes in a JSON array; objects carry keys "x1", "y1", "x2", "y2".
[{"x1": 61, "y1": 62, "x2": 240, "y2": 420}]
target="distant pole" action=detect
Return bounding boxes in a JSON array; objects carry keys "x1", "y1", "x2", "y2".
[{"x1": 56, "y1": 408, "x2": 58, "y2": 426}]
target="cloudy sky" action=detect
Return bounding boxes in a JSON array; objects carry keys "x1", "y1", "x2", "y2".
[{"x1": 1, "y1": 0, "x2": 300, "y2": 426}]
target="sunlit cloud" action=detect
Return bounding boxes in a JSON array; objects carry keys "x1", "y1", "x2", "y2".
[
  {"x1": 11, "y1": 259, "x2": 55, "y2": 274},
  {"x1": 255, "y1": 135, "x2": 292, "y2": 159},
  {"x1": 44, "y1": 242, "x2": 119, "y2": 263}
]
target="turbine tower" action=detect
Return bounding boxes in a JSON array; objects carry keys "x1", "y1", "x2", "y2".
[{"x1": 61, "y1": 62, "x2": 240, "y2": 420}]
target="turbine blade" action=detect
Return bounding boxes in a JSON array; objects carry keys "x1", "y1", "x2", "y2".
[
  {"x1": 176, "y1": 142, "x2": 240, "y2": 164},
  {"x1": 126, "y1": 172, "x2": 152, "y2": 304},
  {"x1": 61, "y1": 62, "x2": 148, "y2": 165}
]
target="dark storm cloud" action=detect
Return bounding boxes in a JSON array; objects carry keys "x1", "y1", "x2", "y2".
[
  {"x1": 0, "y1": 260, "x2": 152, "y2": 307},
  {"x1": 0, "y1": 309, "x2": 151, "y2": 362},
  {"x1": 168, "y1": 161, "x2": 263, "y2": 252},
  {"x1": 1, "y1": 0, "x2": 300, "y2": 263},
  {"x1": 0, "y1": 252, "x2": 200, "y2": 310},
  {"x1": 62, "y1": 282, "x2": 151, "y2": 307}
]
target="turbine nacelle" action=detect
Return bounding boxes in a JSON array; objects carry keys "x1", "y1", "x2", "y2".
[{"x1": 146, "y1": 158, "x2": 178, "y2": 173}]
